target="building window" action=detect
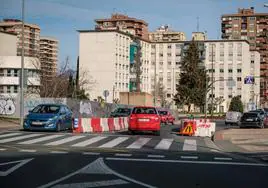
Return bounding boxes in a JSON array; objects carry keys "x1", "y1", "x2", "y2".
[
  {"x1": 220, "y1": 69, "x2": 224, "y2": 73},
  {"x1": 7, "y1": 69, "x2": 12, "y2": 77},
  {"x1": 152, "y1": 45, "x2": 155, "y2": 49},
  {"x1": 167, "y1": 93, "x2": 171, "y2": 98},
  {"x1": 0, "y1": 69, "x2": 4, "y2": 77},
  {"x1": 175, "y1": 44, "x2": 181, "y2": 49},
  {"x1": 167, "y1": 45, "x2": 172, "y2": 49},
  {"x1": 159, "y1": 53, "x2": 163, "y2": 57},
  {"x1": 228, "y1": 69, "x2": 233, "y2": 73},
  {"x1": 237, "y1": 77, "x2": 242, "y2": 82},
  {"x1": 175, "y1": 53, "x2": 180, "y2": 57},
  {"x1": 251, "y1": 60, "x2": 254, "y2": 64},
  {"x1": 14, "y1": 69, "x2": 19, "y2": 77},
  {"x1": 0, "y1": 86, "x2": 4, "y2": 93},
  {"x1": 14, "y1": 86, "x2": 18, "y2": 93},
  {"x1": 126, "y1": 83, "x2": 128, "y2": 88},
  {"x1": 159, "y1": 62, "x2": 163, "y2": 65},
  {"x1": 7, "y1": 86, "x2": 11, "y2": 93},
  {"x1": 228, "y1": 95, "x2": 232, "y2": 98},
  {"x1": 237, "y1": 69, "x2": 242, "y2": 73}
]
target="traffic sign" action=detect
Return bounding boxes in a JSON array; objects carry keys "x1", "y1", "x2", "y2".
[
  {"x1": 182, "y1": 123, "x2": 194, "y2": 135},
  {"x1": 244, "y1": 76, "x2": 255, "y2": 84},
  {"x1": 103, "y1": 90, "x2": 109, "y2": 98}
]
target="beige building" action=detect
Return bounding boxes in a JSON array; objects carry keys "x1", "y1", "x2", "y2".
[
  {"x1": 149, "y1": 25, "x2": 186, "y2": 42},
  {"x1": 78, "y1": 30, "x2": 151, "y2": 102},
  {"x1": 95, "y1": 14, "x2": 149, "y2": 40},
  {"x1": 0, "y1": 19, "x2": 40, "y2": 57},
  {"x1": 40, "y1": 36, "x2": 58, "y2": 80},
  {"x1": 0, "y1": 32, "x2": 40, "y2": 98},
  {"x1": 192, "y1": 32, "x2": 207, "y2": 41}
]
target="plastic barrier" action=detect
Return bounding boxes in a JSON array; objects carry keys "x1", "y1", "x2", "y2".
[{"x1": 73, "y1": 117, "x2": 129, "y2": 133}]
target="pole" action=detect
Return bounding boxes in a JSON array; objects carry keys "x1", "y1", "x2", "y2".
[
  {"x1": 112, "y1": 86, "x2": 115, "y2": 102},
  {"x1": 205, "y1": 70, "x2": 207, "y2": 119},
  {"x1": 154, "y1": 46, "x2": 157, "y2": 106},
  {"x1": 20, "y1": 0, "x2": 25, "y2": 128},
  {"x1": 172, "y1": 67, "x2": 175, "y2": 109},
  {"x1": 211, "y1": 44, "x2": 214, "y2": 117}
]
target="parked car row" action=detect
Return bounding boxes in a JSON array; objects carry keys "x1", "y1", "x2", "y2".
[{"x1": 225, "y1": 108, "x2": 268, "y2": 129}]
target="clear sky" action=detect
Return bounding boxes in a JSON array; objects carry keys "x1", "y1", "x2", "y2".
[{"x1": 1, "y1": 0, "x2": 268, "y2": 69}]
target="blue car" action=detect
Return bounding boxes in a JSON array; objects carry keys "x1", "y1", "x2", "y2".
[{"x1": 23, "y1": 104, "x2": 73, "y2": 132}]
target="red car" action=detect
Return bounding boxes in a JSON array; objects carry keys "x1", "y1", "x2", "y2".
[
  {"x1": 129, "y1": 106, "x2": 161, "y2": 135},
  {"x1": 159, "y1": 110, "x2": 175, "y2": 125}
]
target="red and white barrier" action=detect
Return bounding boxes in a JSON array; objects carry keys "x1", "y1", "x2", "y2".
[
  {"x1": 180, "y1": 119, "x2": 216, "y2": 137},
  {"x1": 73, "y1": 117, "x2": 129, "y2": 133}
]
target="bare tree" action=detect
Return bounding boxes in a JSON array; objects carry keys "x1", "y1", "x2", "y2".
[{"x1": 151, "y1": 81, "x2": 168, "y2": 107}]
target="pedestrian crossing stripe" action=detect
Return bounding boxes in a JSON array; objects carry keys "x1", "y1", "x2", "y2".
[{"x1": 182, "y1": 123, "x2": 194, "y2": 135}]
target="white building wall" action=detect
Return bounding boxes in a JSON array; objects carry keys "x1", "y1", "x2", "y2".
[{"x1": 0, "y1": 32, "x2": 17, "y2": 56}]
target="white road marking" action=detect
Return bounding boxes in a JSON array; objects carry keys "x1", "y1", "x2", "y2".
[
  {"x1": 0, "y1": 132, "x2": 22, "y2": 138},
  {"x1": 0, "y1": 158, "x2": 33, "y2": 176},
  {"x1": 18, "y1": 134, "x2": 65, "y2": 144},
  {"x1": 71, "y1": 136, "x2": 107, "y2": 147},
  {"x1": 82, "y1": 152, "x2": 100, "y2": 156},
  {"x1": 106, "y1": 157, "x2": 268, "y2": 167},
  {"x1": 0, "y1": 148, "x2": 7, "y2": 151},
  {"x1": 182, "y1": 139, "x2": 197, "y2": 151},
  {"x1": 154, "y1": 138, "x2": 173, "y2": 150},
  {"x1": 0, "y1": 134, "x2": 42, "y2": 143},
  {"x1": 37, "y1": 158, "x2": 156, "y2": 188},
  {"x1": 126, "y1": 138, "x2": 151, "y2": 149},
  {"x1": 115, "y1": 153, "x2": 132, "y2": 157},
  {"x1": 19, "y1": 149, "x2": 36, "y2": 153},
  {"x1": 98, "y1": 137, "x2": 129, "y2": 148},
  {"x1": 214, "y1": 157, "x2": 233, "y2": 161},
  {"x1": 51, "y1": 179, "x2": 129, "y2": 188},
  {"x1": 181, "y1": 156, "x2": 198, "y2": 159},
  {"x1": 45, "y1": 135, "x2": 85, "y2": 146},
  {"x1": 147, "y1": 155, "x2": 165, "y2": 158},
  {"x1": 50, "y1": 151, "x2": 68, "y2": 154},
  {"x1": 210, "y1": 149, "x2": 220, "y2": 152}
]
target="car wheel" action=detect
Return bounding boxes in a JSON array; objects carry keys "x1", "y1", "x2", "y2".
[{"x1": 56, "y1": 122, "x2": 61, "y2": 132}]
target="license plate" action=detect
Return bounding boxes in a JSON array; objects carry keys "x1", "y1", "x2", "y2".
[
  {"x1": 31, "y1": 121, "x2": 43, "y2": 125},
  {"x1": 138, "y1": 119, "x2": 149, "y2": 122},
  {"x1": 246, "y1": 119, "x2": 253, "y2": 122}
]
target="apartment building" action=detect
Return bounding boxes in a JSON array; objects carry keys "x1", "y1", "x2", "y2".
[
  {"x1": 95, "y1": 14, "x2": 149, "y2": 40},
  {"x1": 221, "y1": 7, "x2": 268, "y2": 105},
  {"x1": 192, "y1": 32, "x2": 207, "y2": 41},
  {"x1": 40, "y1": 36, "x2": 58, "y2": 80},
  {"x1": 149, "y1": 25, "x2": 186, "y2": 42},
  {"x1": 204, "y1": 40, "x2": 260, "y2": 112},
  {"x1": 0, "y1": 19, "x2": 40, "y2": 57},
  {"x1": 78, "y1": 30, "x2": 151, "y2": 102},
  {"x1": 0, "y1": 32, "x2": 40, "y2": 98}
]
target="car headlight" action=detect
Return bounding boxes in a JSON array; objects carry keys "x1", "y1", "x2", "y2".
[{"x1": 48, "y1": 117, "x2": 57, "y2": 122}]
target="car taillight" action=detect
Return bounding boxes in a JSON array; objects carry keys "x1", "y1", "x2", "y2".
[{"x1": 130, "y1": 115, "x2": 135, "y2": 120}]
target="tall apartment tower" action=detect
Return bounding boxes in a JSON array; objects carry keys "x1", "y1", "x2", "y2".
[
  {"x1": 149, "y1": 25, "x2": 186, "y2": 42},
  {"x1": 40, "y1": 36, "x2": 58, "y2": 80},
  {"x1": 221, "y1": 7, "x2": 268, "y2": 105},
  {"x1": 95, "y1": 13, "x2": 149, "y2": 40},
  {"x1": 0, "y1": 19, "x2": 40, "y2": 57}
]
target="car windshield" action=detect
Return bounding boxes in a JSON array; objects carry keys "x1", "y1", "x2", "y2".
[
  {"x1": 242, "y1": 113, "x2": 258, "y2": 118},
  {"x1": 115, "y1": 108, "x2": 131, "y2": 114},
  {"x1": 32, "y1": 105, "x2": 60, "y2": 114},
  {"x1": 132, "y1": 107, "x2": 157, "y2": 114},
  {"x1": 159, "y1": 111, "x2": 168, "y2": 115}
]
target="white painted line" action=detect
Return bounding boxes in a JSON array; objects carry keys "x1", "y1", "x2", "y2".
[
  {"x1": 98, "y1": 137, "x2": 129, "y2": 148},
  {"x1": 154, "y1": 138, "x2": 173, "y2": 150},
  {"x1": 0, "y1": 132, "x2": 22, "y2": 138},
  {"x1": 127, "y1": 138, "x2": 151, "y2": 149},
  {"x1": 181, "y1": 156, "x2": 198, "y2": 160},
  {"x1": 182, "y1": 139, "x2": 197, "y2": 151},
  {"x1": 115, "y1": 153, "x2": 132, "y2": 157},
  {"x1": 147, "y1": 155, "x2": 165, "y2": 158},
  {"x1": 106, "y1": 157, "x2": 268, "y2": 167},
  {"x1": 50, "y1": 151, "x2": 68, "y2": 154},
  {"x1": 18, "y1": 134, "x2": 65, "y2": 144},
  {"x1": 50, "y1": 179, "x2": 129, "y2": 188},
  {"x1": 214, "y1": 157, "x2": 233, "y2": 161},
  {"x1": 0, "y1": 134, "x2": 42, "y2": 143},
  {"x1": 45, "y1": 135, "x2": 85, "y2": 146},
  {"x1": 0, "y1": 148, "x2": 7, "y2": 151},
  {"x1": 71, "y1": 136, "x2": 107, "y2": 147},
  {"x1": 0, "y1": 158, "x2": 33, "y2": 176},
  {"x1": 19, "y1": 149, "x2": 37, "y2": 153},
  {"x1": 210, "y1": 149, "x2": 220, "y2": 152},
  {"x1": 82, "y1": 152, "x2": 100, "y2": 156}
]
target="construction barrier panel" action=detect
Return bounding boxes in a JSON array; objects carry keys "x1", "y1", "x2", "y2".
[{"x1": 73, "y1": 117, "x2": 129, "y2": 133}]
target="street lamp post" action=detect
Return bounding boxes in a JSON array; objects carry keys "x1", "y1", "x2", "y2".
[
  {"x1": 20, "y1": 0, "x2": 25, "y2": 128},
  {"x1": 211, "y1": 44, "x2": 215, "y2": 117}
]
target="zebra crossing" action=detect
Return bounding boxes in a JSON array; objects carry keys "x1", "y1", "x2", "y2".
[{"x1": 0, "y1": 131, "x2": 211, "y2": 152}]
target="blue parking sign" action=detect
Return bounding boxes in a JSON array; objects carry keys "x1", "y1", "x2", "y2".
[{"x1": 244, "y1": 76, "x2": 254, "y2": 84}]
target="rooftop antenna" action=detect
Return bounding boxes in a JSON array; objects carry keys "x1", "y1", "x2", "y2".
[{"x1": 197, "y1": 16, "x2": 199, "y2": 32}]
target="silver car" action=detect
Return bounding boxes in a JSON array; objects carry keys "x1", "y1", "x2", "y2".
[{"x1": 225, "y1": 111, "x2": 242, "y2": 126}]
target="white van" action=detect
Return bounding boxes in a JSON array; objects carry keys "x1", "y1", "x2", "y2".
[{"x1": 225, "y1": 111, "x2": 242, "y2": 126}]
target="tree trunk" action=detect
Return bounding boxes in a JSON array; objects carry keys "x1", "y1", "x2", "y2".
[{"x1": 188, "y1": 104, "x2": 191, "y2": 113}]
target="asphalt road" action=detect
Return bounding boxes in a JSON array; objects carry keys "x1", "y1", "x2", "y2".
[{"x1": 0, "y1": 122, "x2": 267, "y2": 188}]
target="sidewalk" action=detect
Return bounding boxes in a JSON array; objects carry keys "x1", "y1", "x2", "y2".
[{"x1": 0, "y1": 118, "x2": 21, "y2": 131}]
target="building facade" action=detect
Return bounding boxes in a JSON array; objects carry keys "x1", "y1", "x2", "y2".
[
  {"x1": 78, "y1": 30, "x2": 151, "y2": 102},
  {"x1": 149, "y1": 25, "x2": 186, "y2": 42},
  {"x1": 204, "y1": 40, "x2": 260, "y2": 112},
  {"x1": 192, "y1": 32, "x2": 207, "y2": 41},
  {"x1": 40, "y1": 36, "x2": 58, "y2": 80},
  {"x1": 0, "y1": 19, "x2": 40, "y2": 57},
  {"x1": 95, "y1": 14, "x2": 149, "y2": 40},
  {"x1": 221, "y1": 7, "x2": 268, "y2": 106},
  {"x1": 0, "y1": 32, "x2": 40, "y2": 98}
]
